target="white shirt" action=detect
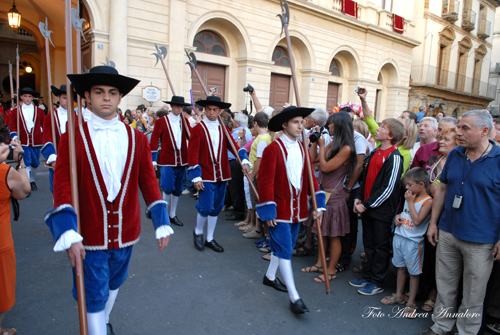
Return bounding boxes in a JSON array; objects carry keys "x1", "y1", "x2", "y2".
[
  {"x1": 87, "y1": 114, "x2": 128, "y2": 202},
  {"x1": 189, "y1": 116, "x2": 197, "y2": 128},
  {"x1": 168, "y1": 113, "x2": 182, "y2": 151},
  {"x1": 82, "y1": 107, "x2": 93, "y2": 122},
  {"x1": 57, "y1": 106, "x2": 68, "y2": 134},
  {"x1": 281, "y1": 134, "x2": 303, "y2": 191},
  {"x1": 22, "y1": 103, "x2": 35, "y2": 132},
  {"x1": 203, "y1": 118, "x2": 220, "y2": 156}
]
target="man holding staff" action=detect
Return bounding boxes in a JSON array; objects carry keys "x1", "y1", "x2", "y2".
[
  {"x1": 256, "y1": 106, "x2": 326, "y2": 314},
  {"x1": 150, "y1": 95, "x2": 192, "y2": 226},
  {"x1": 45, "y1": 65, "x2": 172, "y2": 335}
]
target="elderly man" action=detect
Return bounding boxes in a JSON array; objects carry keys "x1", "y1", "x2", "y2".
[
  {"x1": 226, "y1": 112, "x2": 252, "y2": 221},
  {"x1": 420, "y1": 110, "x2": 500, "y2": 335},
  {"x1": 411, "y1": 117, "x2": 458, "y2": 168}
]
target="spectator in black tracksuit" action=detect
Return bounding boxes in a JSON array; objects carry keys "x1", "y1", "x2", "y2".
[{"x1": 349, "y1": 118, "x2": 405, "y2": 296}]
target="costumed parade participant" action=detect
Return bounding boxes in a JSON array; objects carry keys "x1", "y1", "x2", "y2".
[
  {"x1": 41, "y1": 85, "x2": 71, "y2": 193},
  {"x1": 256, "y1": 106, "x2": 326, "y2": 314},
  {"x1": 187, "y1": 96, "x2": 251, "y2": 253},
  {"x1": 44, "y1": 66, "x2": 172, "y2": 335},
  {"x1": 150, "y1": 96, "x2": 192, "y2": 226},
  {"x1": 8, "y1": 87, "x2": 45, "y2": 192}
]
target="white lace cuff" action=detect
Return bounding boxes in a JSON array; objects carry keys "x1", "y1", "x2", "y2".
[
  {"x1": 152, "y1": 161, "x2": 157, "y2": 166},
  {"x1": 47, "y1": 154, "x2": 57, "y2": 165},
  {"x1": 53, "y1": 230, "x2": 83, "y2": 252},
  {"x1": 192, "y1": 177, "x2": 202, "y2": 183},
  {"x1": 155, "y1": 225, "x2": 174, "y2": 239}
]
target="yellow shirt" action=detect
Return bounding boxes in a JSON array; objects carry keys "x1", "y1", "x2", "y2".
[{"x1": 249, "y1": 134, "x2": 272, "y2": 174}]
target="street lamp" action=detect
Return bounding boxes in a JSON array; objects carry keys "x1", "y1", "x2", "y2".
[
  {"x1": 25, "y1": 66, "x2": 32, "y2": 73},
  {"x1": 7, "y1": 0, "x2": 21, "y2": 30}
]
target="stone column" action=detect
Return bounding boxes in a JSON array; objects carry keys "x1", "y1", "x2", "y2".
[
  {"x1": 168, "y1": 0, "x2": 187, "y2": 98},
  {"x1": 109, "y1": 0, "x2": 128, "y2": 108}
]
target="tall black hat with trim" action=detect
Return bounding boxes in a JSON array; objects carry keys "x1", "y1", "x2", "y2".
[
  {"x1": 163, "y1": 96, "x2": 192, "y2": 106},
  {"x1": 67, "y1": 66, "x2": 140, "y2": 98},
  {"x1": 19, "y1": 87, "x2": 40, "y2": 98},
  {"x1": 268, "y1": 106, "x2": 315, "y2": 132},
  {"x1": 196, "y1": 96, "x2": 231, "y2": 110}
]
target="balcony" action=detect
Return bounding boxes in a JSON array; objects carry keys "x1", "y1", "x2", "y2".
[
  {"x1": 410, "y1": 65, "x2": 496, "y2": 99},
  {"x1": 462, "y1": 10, "x2": 476, "y2": 31},
  {"x1": 477, "y1": 18, "x2": 491, "y2": 39},
  {"x1": 442, "y1": 0, "x2": 459, "y2": 22}
]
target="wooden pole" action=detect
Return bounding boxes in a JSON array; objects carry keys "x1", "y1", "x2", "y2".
[
  {"x1": 186, "y1": 59, "x2": 259, "y2": 201},
  {"x1": 279, "y1": 0, "x2": 330, "y2": 294},
  {"x1": 16, "y1": 46, "x2": 20, "y2": 137},
  {"x1": 74, "y1": 25, "x2": 83, "y2": 126},
  {"x1": 42, "y1": 30, "x2": 57, "y2": 154},
  {"x1": 8, "y1": 61, "x2": 14, "y2": 110},
  {"x1": 65, "y1": 0, "x2": 88, "y2": 333}
]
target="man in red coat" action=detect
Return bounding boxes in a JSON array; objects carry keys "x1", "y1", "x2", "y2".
[
  {"x1": 8, "y1": 87, "x2": 45, "y2": 191},
  {"x1": 45, "y1": 66, "x2": 172, "y2": 335},
  {"x1": 187, "y1": 96, "x2": 250, "y2": 252},
  {"x1": 256, "y1": 106, "x2": 326, "y2": 314},
  {"x1": 150, "y1": 95, "x2": 192, "y2": 226}
]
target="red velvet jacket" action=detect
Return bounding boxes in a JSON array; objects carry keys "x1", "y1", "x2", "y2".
[
  {"x1": 51, "y1": 123, "x2": 163, "y2": 250},
  {"x1": 150, "y1": 115, "x2": 190, "y2": 166},
  {"x1": 187, "y1": 120, "x2": 240, "y2": 182},
  {"x1": 8, "y1": 105, "x2": 45, "y2": 146},
  {"x1": 256, "y1": 138, "x2": 324, "y2": 223}
]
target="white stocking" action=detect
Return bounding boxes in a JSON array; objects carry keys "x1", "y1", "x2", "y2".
[
  {"x1": 170, "y1": 195, "x2": 179, "y2": 218},
  {"x1": 162, "y1": 191, "x2": 170, "y2": 204},
  {"x1": 104, "y1": 289, "x2": 119, "y2": 324},
  {"x1": 195, "y1": 213, "x2": 207, "y2": 235},
  {"x1": 266, "y1": 253, "x2": 280, "y2": 281},
  {"x1": 279, "y1": 258, "x2": 300, "y2": 302},
  {"x1": 206, "y1": 215, "x2": 218, "y2": 242},
  {"x1": 30, "y1": 166, "x2": 38, "y2": 182},
  {"x1": 87, "y1": 310, "x2": 106, "y2": 335},
  {"x1": 26, "y1": 166, "x2": 31, "y2": 182}
]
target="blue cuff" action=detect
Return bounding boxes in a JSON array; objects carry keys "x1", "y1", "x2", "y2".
[
  {"x1": 255, "y1": 201, "x2": 277, "y2": 221},
  {"x1": 187, "y1": 165, "x2": 201, "y2": 180},
  {"x1": 44, "y1": 204, "x2": 78, "y2": 241},
  {"x1": 145, "y1": 200, "x2": 170, "y2": 230},
  {"x1": 238, "y1": 148, "x2": 249, "y2": 161},
  {"x1": 315, "y1": 191, "x2": 326, "y2": 211},
  {"x1": 151, "y1": 151, "x2": 158, "y2": 162},
  {"x1": 10, "y1": 132, "x2": 17, "y2": 140},
  {"x1": 41, "y1": 142, "x2": 56, "y2": 160}
]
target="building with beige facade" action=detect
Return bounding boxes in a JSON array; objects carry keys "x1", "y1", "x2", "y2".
[{"x1": 0, "y1": 0, "x2": 426, "y2": 121}]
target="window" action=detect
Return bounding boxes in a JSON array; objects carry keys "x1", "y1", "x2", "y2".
[
  {"x1": 329, "y1": 59, "x2": 341, "y2": 76},
  {"x1": 193, "y1": 31, "x2": 227, "y2": 56},
  {"x1": 272, "y1": 47, "x2": 291, "y2": 67}
]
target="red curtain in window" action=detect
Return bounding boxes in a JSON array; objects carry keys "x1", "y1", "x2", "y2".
[
  {"x1": 342, "y1": 0, "x2": 358, "y2": 18},
  {"x1": 393, "y1": 14, "x2": 404, "y2": 34}
]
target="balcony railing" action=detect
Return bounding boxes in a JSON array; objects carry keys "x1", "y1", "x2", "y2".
[
  {"x1": 410, "y1": 65, "x2": 496, "y2": 99},
  {"x1": 442, "y1": 0, "x2": 459, "y2": 22},
  {"x1": 477, "y1": 18, "x2": 491, "y2": 39},
  {"x1": 462, "y1": 10, "x2": 476, "y2": 31}
]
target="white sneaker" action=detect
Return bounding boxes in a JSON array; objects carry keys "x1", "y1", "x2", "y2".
[{"x1": 182, "y1": 189, "x2": 191, "y2": 195}]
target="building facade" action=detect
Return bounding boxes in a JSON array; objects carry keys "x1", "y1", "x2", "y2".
[{"x1": 2, "y1": 0, "x2": 422, "y2": 120}]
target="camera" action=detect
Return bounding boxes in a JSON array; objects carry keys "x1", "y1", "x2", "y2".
[
  {"x1": 429, "y1": 104, "x2": 435, "y2": 108},
  {"x1": 309, "y1": 127, "x2": 324, "y2": 143},
  {"x1": 243, "y1": 83, "x2": 254, "y2": 93},
  {"x1": 355, "y1": 86, "x2": 361, "y2": 94},
  {"x1": 210, "y1": 87, "x2": 218, "y2": 93}
]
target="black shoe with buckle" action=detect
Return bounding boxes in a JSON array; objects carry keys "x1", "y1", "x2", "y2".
[
  {"x1": 193, "y1": 230, "x2": 204, "y2": 251},
  {"x1": 170, "y1": 216, "x2": 184, "y2": 226},
  {"x1": 205, "y1": 239, "x2": 224, "y2": 252},
  {"x1": 263, "y1": 275, "x2": 288, "y2": 292},
  {"x1": 290, "y1": 299, "x2": 309, "y2": 314},
  {"x1": 106, "y1": 323, "x2": 116, "y2": 335},
  {"x1": 30, "y1": 182, "x2": 37, "y2": 191}
]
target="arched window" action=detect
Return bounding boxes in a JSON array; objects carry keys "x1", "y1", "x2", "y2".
[
  {"x1": 193, "y1": 30, "x2": 227, "y2": 56},
  {"x1": 329, "y1": 59, "x2": 341, "y2": 76},
  {"x1": 272, "y1": 46, "x2": 290, "y2": 67}
]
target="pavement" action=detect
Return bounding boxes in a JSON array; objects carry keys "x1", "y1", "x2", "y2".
[{"x1": 4, "y1": 164, "x2": 487, "y2": 335}]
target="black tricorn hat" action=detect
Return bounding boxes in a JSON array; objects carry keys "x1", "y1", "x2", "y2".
[
  {"x1": 51, "y1": 85, "x2": 67, "y2": 97},
  {"x1": 19, "y1": 87, "x2": 40, "y2": 98},
  {"x1": 67, "y1": 66, "x2": 140, "y2": 98},
  {"x1": 268, "y1": 106, "x2": 315, "y2": 132},
  {"x1": 163, "y1": 96, "x2": 191, "y2": 106},
  {"x1": 196, "y1": 96, "x2": 231, "y2": 109}
]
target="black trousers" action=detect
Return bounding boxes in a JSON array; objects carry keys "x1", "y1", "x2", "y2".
[
  {"x1": 362, "y1": 215, "x2": 392, "y2": 288},
  {"x1": 227, "y1": 159, "x2": 245, "y2": 214},
  {"x1": 339, "y1": 191, "x2": 358, "y2": 266}
]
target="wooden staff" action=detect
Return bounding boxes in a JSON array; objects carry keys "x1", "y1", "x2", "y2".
[
  {"x1": 278, "y1": 0, "x2": 331, "y2": 294},
  {"x1": 39, "y1": 18, "x2": 57, "y2": 154},
  {"x1": 8, "y1": 61, "x2": 14, "y2": 110},
  {"x1": 71, "y1": 2, "x2": 86, "y2": 126},
  {"x1": 185, "y1": 51, "x2": 259, "y2": 200},
  {"x1": 16, "y1": 45, "x2": 20, "y2": 138},
  {"x1": 152, "y1": 45, "x2": 190, "y2": 137},
  {"x1": 65, "y1": 0, "x2": 88, "y2": 333}
]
